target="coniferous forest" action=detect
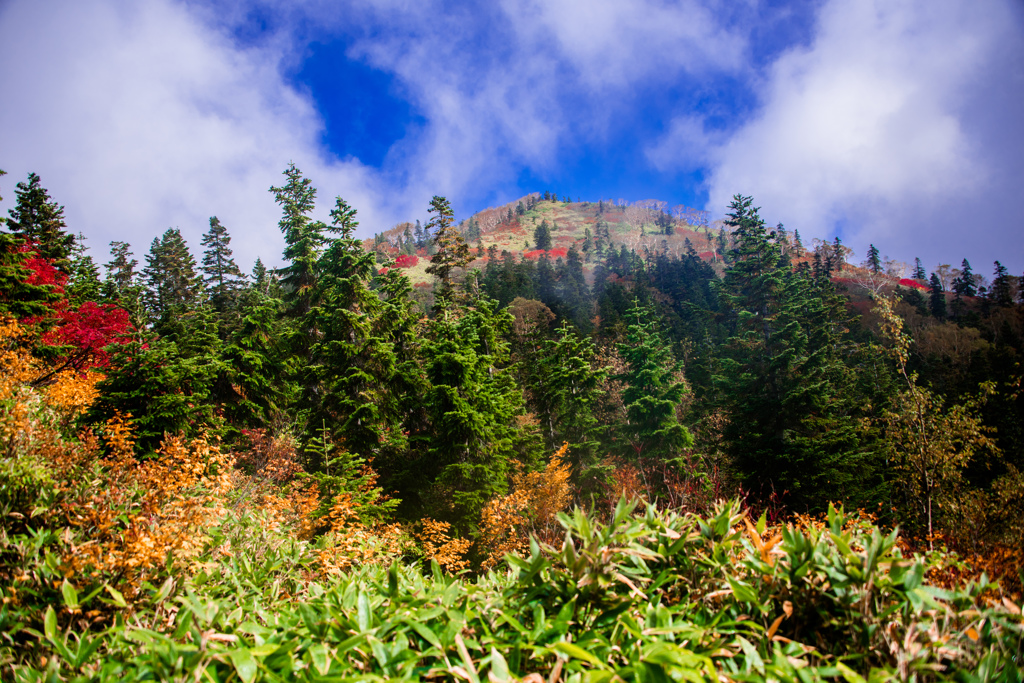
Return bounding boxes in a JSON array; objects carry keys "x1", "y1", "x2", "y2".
[{"x1": 2, "y1": 166, "x2": 1023, "y2": 680}]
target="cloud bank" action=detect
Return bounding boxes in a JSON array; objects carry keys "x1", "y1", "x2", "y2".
[
  {"x1": 1, "y1": 0, "x2": 1021, "y2": 273},
  {"x1": 694, "y1": 0, "x2": 1024, "y2": 272}
]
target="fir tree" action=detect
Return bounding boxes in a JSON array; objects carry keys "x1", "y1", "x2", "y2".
[
  {"x1": 952, "y1": 259, "x2": 976, "y2": 298},
  {"x1": 928, "y1": 273, "x2": 947, "y2": 319},
  {"x1": 143, "y1": 228, "x2": 200, "y2": 326},
  {"x1": 270, "y1": 163, "x2": 325, "y2": 319},
  {"x1": 990, "y1": 261, "x2": 1014, "y2": 307},
  {"x1": 616, "y1": 299, "x2": 692, "y2": 461},
  {"x1": 200, "y1": 216, "x2": 246, "y2": 313},
  {"x1": 912, "y1": 257, "x2": 926, "y2": 280},
  {"x1": 67, "y1": 236, "x2": 102, "y2": 305},
  {"x1": 712, "y1": 195, "x2": 875, "y2": 510},
  {"x1": 866, "y1": 244, "x2": 882, "y2": 273},
  {"x1": 424, "y1": 195, "x2": 471, "y2": 308},
  {"x1": 533, "y1": 220, "x2": 553, "y2": 251},
  {"x1": 419, "y1": 298, "x2": 534, "y2": 531},
  {"x1": 7, "y1": 172, "x2": 75, "y2": 271}
]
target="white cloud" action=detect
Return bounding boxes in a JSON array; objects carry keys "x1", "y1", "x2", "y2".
[
  {"x1": 0, "y1": 0, "x2": 394, "y2": 269},
  {"x1": 694, "y1": 0, "x2": 1024, "y2": 270}
]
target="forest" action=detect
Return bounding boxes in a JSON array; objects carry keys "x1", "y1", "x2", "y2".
[{"x1": 1, "y1": 165, "x2": 1023, "y2": 681}]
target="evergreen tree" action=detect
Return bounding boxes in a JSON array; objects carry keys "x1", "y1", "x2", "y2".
[
  {"x1": 222, "y1": 276, "x2": 292, "y2": 430},
  {"x1": 7, "y1": 172, "x2": 75, "y2": 271},
  {"x1": 533, "y1": 220, "x2": 552, "y2": 251},
  {"x1": 67, "y1": 238, "x2": 102, "y2": 305},
  {"x1": 0, "y1": 233, "x2": 58, "y2": 319},
  {"x1": 92, "y1": 303, "x2": 224, "y2": 452},
  {"x1": 616, "y1": 299, "x2": 692, "y2": 461},
  {"x1": 912, "y1": 257, "x2": 926, "y2": 280},
  {"x1": 929, "y1": 273, "x2": 947, "y2": 319},
  {"x1": 303, "y1": 197, "x2": 396, "y2": 459},
  {"x1": 143, "y1": 228, "x2": 200, "y2": 326},
  {"x1": 200, "y1": 216, "x2": 246, "y2": 313},
  {"x1": 271, "y1": 163, "x2": 325, "y2": 319},
  {"x1": 711, "y1": 195, "x2": 875, "y2": 510},
  {"x1": 419, "y1": 298, "x2": 534, "y2": 531},
  {"x1": 866, "y1": 244, "x2": 882, "y2": 273},
  {"x1": 990, "y1": 261, "x2": 1013, "y2": 307},
  {"x1": 952, "y1": 259, "x2": 976, "y2": 298},
  {"x1": 424, "y1": 195, "x2": 471, "y2": 308}
]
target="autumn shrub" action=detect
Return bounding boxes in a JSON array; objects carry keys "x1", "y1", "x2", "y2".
[{"x1": 478, "y1": 442, "x2": 572, "y2": 570}]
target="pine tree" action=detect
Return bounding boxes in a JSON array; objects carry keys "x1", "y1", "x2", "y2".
[
  {"x1": 200, "y1": 216, "x2": 246, "y2": 313},
  {"x1": 424, "y1": 195, "x2": 471, "y2": 308},
  {"x1": 7, "y1": 172, "x2": 75, "y2": 271}
]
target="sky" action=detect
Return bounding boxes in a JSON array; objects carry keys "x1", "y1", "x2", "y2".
[{"x1": 1, "y1": 0, "x2": 1022, "y2": 276}]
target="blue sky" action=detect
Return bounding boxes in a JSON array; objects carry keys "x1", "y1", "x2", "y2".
[{"x1": 1, "y1": 0, "x2": 1022, "y2": 277}]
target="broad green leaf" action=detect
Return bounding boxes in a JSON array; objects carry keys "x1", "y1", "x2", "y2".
[
  {"x1": 552, "y1": 641, "x2": 604, "y2": 668},
  {"x1": 309, "y1": 643, "x2": 331, "y2": 676},
  {"x1": 43, "y1": 605, "x2": 56, "y2": 640},
  {"x1": 104, "y1": 584, "x2": 127, "y2": 608},
  {"x1": 488, "y1": 647, "x2": 510, "y2": 682},
  {"x1": 61, "y1": 579, "x2": 79, "y2": 610},
  {"x1": 229, "y1": 648, "x2": 258, "y2": 683}
]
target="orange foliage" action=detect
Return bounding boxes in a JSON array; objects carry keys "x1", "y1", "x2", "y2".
[
  {"x1": 417, "y1": 519, "x2": 471, "y2": 574},
  {"x1": 61, "y1": 428, "x2": 235, "y2": 595},
  {"x1": 478, "y1": 442, "x2": 572, "y2": 570}
]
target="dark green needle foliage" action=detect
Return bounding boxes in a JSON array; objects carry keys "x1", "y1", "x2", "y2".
[{"x1": 615, "y1": 299, "x2": 692, "y2": 461}]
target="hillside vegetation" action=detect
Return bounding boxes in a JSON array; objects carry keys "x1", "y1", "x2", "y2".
[{"x1": 2, "y1": 167, "x2": 1023, "y2": 680}]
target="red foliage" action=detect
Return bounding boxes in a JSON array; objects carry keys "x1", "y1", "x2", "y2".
[
  {"x1": 42, "y1": 301, "x2": 133, "y2": 369},
  {"x1": 698, "y1": 251, "x2": 715, "y2": 261},
  {"x1": 898, "y1": 278, "x2": 929, "y2": 291},
  {"x1": 378, "y1": 267, "x2": 390, "y2": 276},
  {"x1": 523, "y1": 248, "x2": 568, "y2": 260},
  {"x1": 20, "y1": 244, "x2": 67, "y2": 296},
  {"x1": 18, "y1": 245, "x2": 134, "y2": 370},
  {"x1": 413, "y1": 281, "x2": 431, "y2": 288},
  {"x1": 394, "y1": 254, "x2": 419, "y2": 268}
]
